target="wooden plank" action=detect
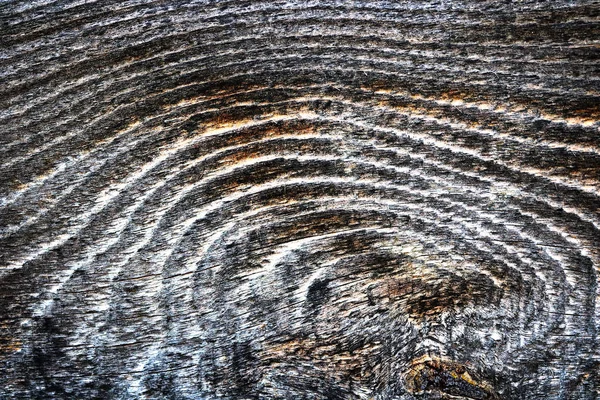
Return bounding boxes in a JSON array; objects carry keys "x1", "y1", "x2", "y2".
[{"x1": 0, "y1": 1, "x2": 599, "y2": 398}]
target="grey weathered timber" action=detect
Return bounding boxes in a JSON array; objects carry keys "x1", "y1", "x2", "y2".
[{"x1": 0, "y1": 1, "x2": 599, "y2": 399}]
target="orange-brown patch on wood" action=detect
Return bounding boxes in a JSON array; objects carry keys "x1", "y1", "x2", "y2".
[
  {"x1": 405, "y1": 355, "x2": 497, "y2": 399},
  {"x1": 0, "y1": 323, "x2": 22, "y2": 359},
  {"x1": 367, "y1": 272, "x2": 495, "y2": 321}
]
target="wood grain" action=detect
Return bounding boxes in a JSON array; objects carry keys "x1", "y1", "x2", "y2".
[{"x1": 1, "y1": 1, "x2": 599, "y2": 399}]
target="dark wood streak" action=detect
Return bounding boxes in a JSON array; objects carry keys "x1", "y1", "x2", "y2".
[{"x1": 0, "y1": 1, "x2": 599, "y2": 399}]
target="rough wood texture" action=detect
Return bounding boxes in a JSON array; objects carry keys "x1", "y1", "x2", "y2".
[{"x1": 1, "y1": 1, "x2": 599, "y2": 399}]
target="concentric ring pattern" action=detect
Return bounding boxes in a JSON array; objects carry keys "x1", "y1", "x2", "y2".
[{"x1": 1, "y1": 1, "x2": 599, "y2": 399}]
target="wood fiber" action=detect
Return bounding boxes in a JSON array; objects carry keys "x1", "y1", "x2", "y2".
[{"x1": 0, "y1": 1, "x2": 599, "y2": 399}]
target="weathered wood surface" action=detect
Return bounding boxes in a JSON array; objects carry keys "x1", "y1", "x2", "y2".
[{"x1": 1, "y1": 1, "x2": 599, "y2": 399}]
